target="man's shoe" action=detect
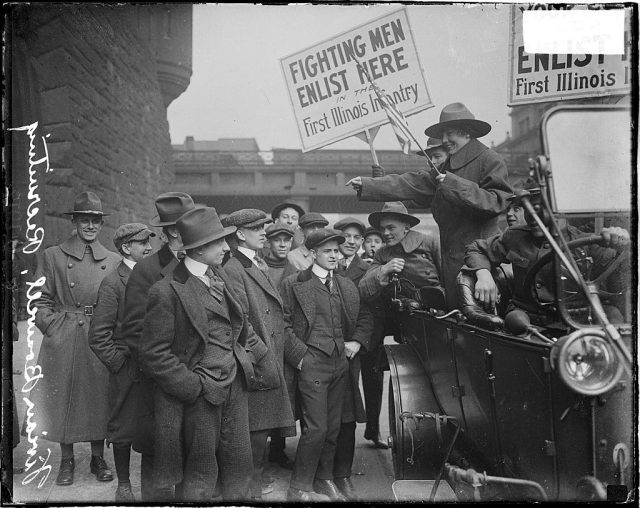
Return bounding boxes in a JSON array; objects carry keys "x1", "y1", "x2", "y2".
[
  {"x1": 313, "y1": 479, "x2": 347, "y2": 501},
  {"x1": 90, "y1": 456, "x2": 114, "y2": 482},
  {"x1": 268, "y1": 449, "x2": 294, "y2": 469},
  {"x1": 55, "y1": 458, "x2": 75, "y2": 486},
  {"x1": 287, "y1": 487, "x2": 330, "y2": 502},
  {"x1": 115, "y1": 482, "x2": 136, "y2": 502},
  {"x1": 334, "y1": 476, "x2": 358, "y2": 500},
  {"x1": 364, "y1": 430, "x2": 389, "y2": 449}
]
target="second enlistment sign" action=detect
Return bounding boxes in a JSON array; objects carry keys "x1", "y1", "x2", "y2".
[
  {"x1": 508, "y1": 5, "x2": 632, "y2": 106},
  {"x1": 281, "y1": 8, "x2": 432, "y2": 152}
]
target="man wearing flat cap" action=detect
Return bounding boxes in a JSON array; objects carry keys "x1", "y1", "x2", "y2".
[
  {"x1": 347, "y1": 102, "x2": 512, "y2": 309},
  {"x1": 281, "y1": 229, "x2": 372, "y2": 502},
  {"x1": 271, "y1": 201, "x2": 306, "y2": 250},
  {"x1": 89, "y1": 223, "x2": 155, "y2": 502},
  {"x1": 139, "y1": 206, "x2": 270, "y2": 501},
  {"x1": 120, "y1": 191, "x2": 195, "y2": 500},
  {"x1": 221, "y1": 209, "x2": 295, "y2": 500},
  {"x1": 30, "y1": 191, "x2": 120, "y2": 486},
  {"x1": 263, "y1": 223, "x2": 299, "y2": 291},
  {"x1": 287, "y1": 212, "x2": 329, "y2": 271}
]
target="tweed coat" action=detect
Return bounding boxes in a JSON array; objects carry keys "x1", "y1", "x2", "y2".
[
  {"x1": 359, "y1": 138, "x2": 512, "y2": 309},
  {"x1": 120, "y1": 243, "x2": 179, "y2": 454},
  {"x1": 222, "y1": 250, "x2": 295, "y2": 436},
  {"x1": 337, "y1": 254, "x2": 374, "y2": 423},
  {"x1": 31, "y1": 235, "x2": 120, "y2": 443},
  {"x1": 280, "y1": 266, "x2": 373, "y2": 424},
  {"x1": 88, "y1": 261, "x2": 140, "y2": 443},
  {"x1": 138, "y1": 260, "x2": 268, "y2": 488}
]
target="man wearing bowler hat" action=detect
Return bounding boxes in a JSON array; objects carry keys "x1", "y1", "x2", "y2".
[
  {"x1": 281, "y1": 229, "x2": 372, "y2": 502},
  {"x1": 222, "y1": 209, "x2": 296, "y2": 500},
  {"x1": 287, "y1": 212, "x2": 329, "y2": 271},
  {"x1": 30, "y1": 191, "x2": 120, "y2": 486},
  {"x1": 89, "y1": 223, "x2": 155, "y2": 502},
  {"x1": 347, "y1": 102, "x2": 512, "y2": 309},
  {"x1": 139, "y1": 206, "x2": 267, "y2": 501},
  {"x1": 120, "y1": 191, "x2": 195, "y2": 500}
]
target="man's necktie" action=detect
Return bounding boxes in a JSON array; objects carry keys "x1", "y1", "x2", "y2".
[
  {"x1": 325, "y1": 273, "x2": 333, "y2": 292},
  {"x1": 205, "y1": 267, "x2": 225, "y2": 302},
  {"x1": 254, "y1": 255, "x2": 269, "y2": 274}
]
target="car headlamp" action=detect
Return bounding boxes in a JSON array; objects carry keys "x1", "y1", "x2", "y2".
[{"x1": 550, "y1": 329, "x2": 623, "y2": 396}]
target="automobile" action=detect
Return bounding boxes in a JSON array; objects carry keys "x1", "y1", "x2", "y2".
[{"x1": 384, "y1": 104, "x2": 635, "y2": 502}]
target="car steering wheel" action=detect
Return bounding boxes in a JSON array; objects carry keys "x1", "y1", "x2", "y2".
[{"x1": 522, "y1": 235, "x2": 629, "y2": 312}]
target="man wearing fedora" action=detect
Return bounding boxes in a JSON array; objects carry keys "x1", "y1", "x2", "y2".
[
  {"x1": 347, "y1": 102, "x2": 512, "y2": 310},
  {"x1": 120, "y1": 191, "x2": 195, "y2": 500},
  {"x1": 221, "y1": 209, "x2": 296, "y2": 500},
  {"x1": 287, "y1": 212, "x2": 329, "y2": 271},
  {"x1": 281, "y1": 229, "x2": 372, "y2": 502},
  {"x1": 89, "y1": 223, "x2": 155, "y2": 502},
  {"x1": 30, "y1": 191, "x2": 120, "y2": 486},
  {"x1": 138, "y1": 206, "x2": 268, "y2": 501}
]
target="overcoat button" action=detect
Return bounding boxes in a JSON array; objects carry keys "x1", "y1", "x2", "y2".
[
  {"x1": 535, "y1": 282, "x2": 542, "y2": 289},
  {"x1": 101, "y1": 265, "x2": 106, "y2": 270},
  {"x1": 70, "y1": 282, "x2": 76, "y2": 288},
  {"x1": 266, "y1": 309, "x2": 270, "y2": 314},
  {"x1": 226, "y1": 331, "x2": 231, "y2": 336},
  {"x1": 78, "y1": 320, "x2": 84, "y2": 326},
  {"x1": 68, "y1": 263, "x2": 73, "y2": 268}
]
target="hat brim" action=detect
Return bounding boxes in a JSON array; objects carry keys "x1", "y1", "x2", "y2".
[
  {"x1": 334, "y1": 222, "x2": 366, "y2": 234},
  {"x1": 64, "y1": 210, "x2": 109, "y2": 216},
  {"x1": 424, "y1": 119, "x2": 491, "y2": 139},
  {"x1": 149, "y1": 215, "x2": 180, "y2": 227},
  {"x1": 306, "y1": 234, "x2": 346, "y2": 250},
  {"x1": 415, "y1": 147, "x2": 445, "y2": 157},
  {"x1": 236, "y1": 217, "x2": 272, "y2": 229},
  {"x1": 271, "y1": 202, "x2": 305, "y2": 221},
  {"x1": 182, "y1": 225, "x2": 237, "y2": 250},
  {"x1": 368, "y1": 211, "x2": 420, "y2": 230},
  {"x1": 126, "y1": 230, "x2": 157, "y2": 242},
  {"x1": 266, "y1": 229, "x2": 295, "y2": 239}
]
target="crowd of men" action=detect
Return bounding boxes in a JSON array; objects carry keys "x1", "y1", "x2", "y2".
[{"x1": 16, "y1": 102, "x2": 629, "y2": 503}]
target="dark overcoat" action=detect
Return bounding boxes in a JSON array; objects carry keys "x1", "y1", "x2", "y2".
[
  {"x1": 359, "y1": 138, "x2": 512, "y2": 309},
  {"x1": 138, "y1": 261, "x2": 270, "y2": 489},
  {"x1": 223, "y1": 250, "x2": 295, "y2": 436},
  {"x1": 88, "y1": 261, "x2": 139, "y2": 443},
  {"x1": 120, "y1": 243, "x2": 179, "y2": 454},
  {"x1": 280, "y1": 266, "x2": 372, "y2": 424},
  {"x1": 31, "y1": 235, "x2": 120, "y2": 443}
]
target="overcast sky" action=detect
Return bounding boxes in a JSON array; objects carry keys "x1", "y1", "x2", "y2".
[{"x1": 167, "y1": 3, "x2": 513, "y2": 151}]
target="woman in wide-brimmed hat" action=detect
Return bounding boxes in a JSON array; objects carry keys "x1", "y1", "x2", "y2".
[{"x1": 347, "y1": 102, "x2": 512, "y2": 310}]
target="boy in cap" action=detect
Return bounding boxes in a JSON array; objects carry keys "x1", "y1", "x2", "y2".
[
  {"x1": 287, "y1": 212, "x2": 329, "y2": 270},
  {"x1": 362, "y1": 227, "x2": 384, "y2": 263},
  {"x1": 222, "y1": 209, "x2": 295, "y2": 499},
  {"x1": 347, "y1": 102, "x2": 512, "y2": 309},
  {"x1": 271, "y1": 201, "x2": 305, "y2": 246},
  {"x1": 29, "y1": 191, "x2": 120, "y2": 486},
  {"x1": 263, "y1": 223, "x2": 298, "y2": 290},
  {"x1": 139, "y1": 206, "x2": 268, "y2": 501},
  {"x1": 281, "y1": 229, "x2": 372, "y2": 502},
  {"x1": 89, "y1": 223, "x2": 155, "y2": 501},
  {"x1": 120, "y1": 191, "x2": 195, "y2": 500}
]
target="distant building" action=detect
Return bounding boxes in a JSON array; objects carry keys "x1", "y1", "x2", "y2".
[
  {"x1": 7, "y1": 4, "x2": 193, "y2": 247},
  {"x1": 172, "y1": 137, "x2": 431, "y2": 215}
]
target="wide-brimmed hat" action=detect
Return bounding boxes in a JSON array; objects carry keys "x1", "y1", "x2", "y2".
[
  {"x1": 150, "y1": 192, "x2": 195, "y2": 227},
  {"x1": 305, "y1": 228, "x2": 346, "y2": 250},
  {"x1": 271, "y1": 202, "x2": 306, "y2": 221},
  {"x1": 424, "y1": 102, "x2": 491, "y2": 139},
  {"x1": 265, "y1": 223, "x2": 295, "y2": 239},
  {"x1": 113, "y1": 223, "x2": 155, "y2": 251},
  {"x1": 368, "y1": 202, "x2": 420, "y2": 229},
  {"x1": 177, "y1": 206, "x2": 237, "y2": 250},
  {"x1": 333, "y1": 217, "x2": 366, "y2": 235},
  {"x1": 299, "y1": 212, "x2": 329, "y2": 228},
  {"x1": 225, "y1": 209, "x2": 272, "y2": 229},
  {"x1": 415, "y1": 137, "x2": 446, "y2": 157},
  {"x1": 64, "y1": 191, "x2": 108, "y2": 216}
]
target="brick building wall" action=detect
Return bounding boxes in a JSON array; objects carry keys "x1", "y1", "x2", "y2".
[{"x1": 6, "y1": 4, "x2": 192, "y2": 248}]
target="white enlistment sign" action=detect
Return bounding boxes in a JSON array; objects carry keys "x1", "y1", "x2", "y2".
[
  {"x1": 280, "y1": 8, "x2": 432, "y2": 152},
  {"x1": 508, "y1": 5, "x2": 632, "y2": 106}
]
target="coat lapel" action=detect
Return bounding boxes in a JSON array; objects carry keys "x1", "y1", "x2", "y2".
[
  {"x1": 335, "y1": 275, "x2": 358, "y2": 328},
  {"x1": 291, "y1": 279, "x2": 316, "y2": 327},
  {"x1": 233, "y1": 250, "x2": 283, "y2": 305},
  {"x1": 171, "y1": 276, "x2": 212, "y2": 344}
]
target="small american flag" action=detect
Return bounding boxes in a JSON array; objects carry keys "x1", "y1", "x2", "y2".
[{"x1": 355, "y1": 58, "x2": 412, "y2": 155}]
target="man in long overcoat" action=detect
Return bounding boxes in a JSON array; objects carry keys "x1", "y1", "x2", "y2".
[
  {"x1": 221, "y1": 209, "x2": 296, "y2": 499},
  {"x1": 281, "y1": 229, "x2": 371, "y2": 502},
  {"x1": 88, "y1": 223, "x2": 155, "y2": 502},
  {"x1": 347, "y1": 102, "x2": 513, "y2": 309},
  {"x1": 138, "y1": 206, "x2": 276, "y2": 502},
  {"x1": 332, "y1": 217, "x2": 374, "y2": 500},
  {"x1": 30, "y1": 191, "x2": 120, "y2": 486},
  {"x1": 119, "y1": 191, "x2": 194, "y2": 500}
]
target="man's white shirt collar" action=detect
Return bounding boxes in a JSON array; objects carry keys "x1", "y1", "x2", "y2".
[
  {"x1": 184, "y1": 256, "x2": 209, "y2": 277},
  {"x1": 312, "y1": 263, "x2": 332, "y2": 280},
  {"x1": 238, "y1": 246, "x2": 258, "y2": 263},
  {"x1": 122, "y1": 258, "x2": 136, "y2": 270}
]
